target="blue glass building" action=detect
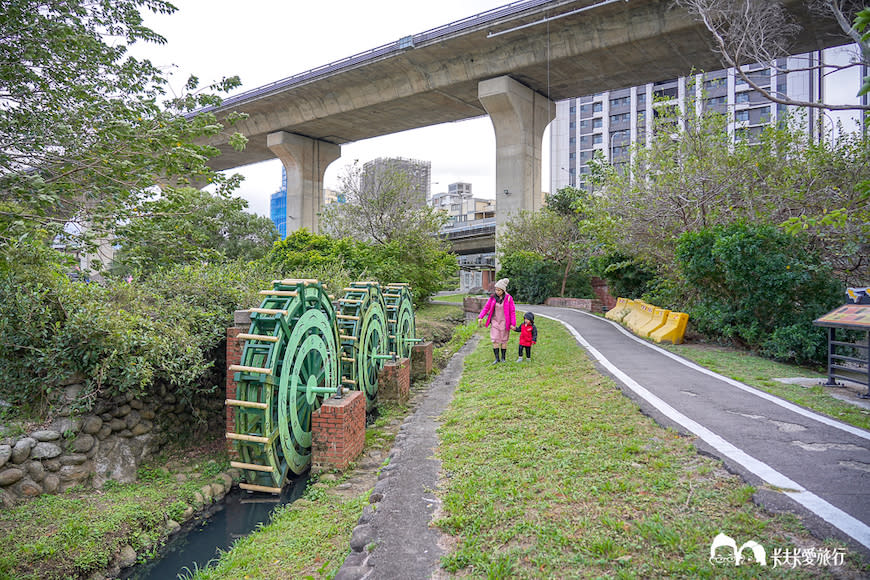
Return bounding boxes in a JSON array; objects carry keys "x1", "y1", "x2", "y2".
[{"x1": 269, "y1": 167, "x2": 288, "y2": 239}]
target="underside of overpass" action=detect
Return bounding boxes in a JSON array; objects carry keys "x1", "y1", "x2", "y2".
[{"x1": 197, "y1": 0, "x2": 849, "y2": 235}]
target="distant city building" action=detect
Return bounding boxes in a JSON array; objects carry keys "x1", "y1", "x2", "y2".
[
  {"x1": 362, "y1": 157, "x2": 431, "y2": 207},
  {"x1": 324, "y1": 188, "x2": 344, "y2": 204},
  {"x1": 549, "y1": 48, "x2": 867, "y2": 193},
  {"x1": 429, "y1": 182, "x2": 495, "y2": 225},
  {"x1": 429, "y1": 181, "x2": 496, "y2": 292},
  {"x1": 270, "y1": 167, "x2": 288, "y2": 239}
]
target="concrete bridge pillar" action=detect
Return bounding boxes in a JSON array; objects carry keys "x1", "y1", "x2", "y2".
[
  {"x1": 478, "y1": 76, "x2": 555, "y2": 233},
  {"x1": 267, "y1": 131, "x2": 340, "y2": 233}
]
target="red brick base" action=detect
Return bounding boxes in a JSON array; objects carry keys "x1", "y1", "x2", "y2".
[
  {"x1": 591, "y1": 277, "x2": 618, "y2": 310},
  {"x1": 311, "y1": 391, "x2": 366, "y2": 473},
  {"x1": 411, "y1": 341, "x2": 434, "y2": 381},
  {"x1": 379, "y1": 357, "x2": 410, "y2": 403}
]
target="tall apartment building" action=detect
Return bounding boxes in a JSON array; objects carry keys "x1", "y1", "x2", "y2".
[
  {"x1": 362, "y1": 157, "x2": 431, "y2": 207},
  {"x1": 549, "y1": 49, "x2": 866, "y2": 193}
]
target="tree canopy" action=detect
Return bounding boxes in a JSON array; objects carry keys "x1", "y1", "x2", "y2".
[
  {"x1": 320, "y1": 161, "x2": 447, "y2": 246},
  {"x1": 0, "y1": 0, "x2": 249, "y2": 272}
]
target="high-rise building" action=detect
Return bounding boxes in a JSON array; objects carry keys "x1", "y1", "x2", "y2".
[
  {"x1": 270, "y1": 167, "x2": 287, "y2": 239},
  {"x1": 549, "y1": 48, "x2": 866, "y2": 193},
  {"x1": 362, "y1": 157, "x2": 431, "y2": 207}
]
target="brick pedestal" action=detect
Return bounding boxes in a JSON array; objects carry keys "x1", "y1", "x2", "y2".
[
  {"x1": 411, "y1": 341, "x2": 434, "y2": 381},
  {"x1": 463, "y1": 295, "x2": 488, "y2": 315},
  {"x1": 311, "y1": 391, "x2": 366, "y2": 473},
  {"x1": 379, "y1": 357, "x2": 410, "y2": 403},
  {"x1": 591, "y1": 277, "x2": 617, "y2": 310},
  {"x1": 225, "y1": 310, "x2": 251, "y2": 457}
]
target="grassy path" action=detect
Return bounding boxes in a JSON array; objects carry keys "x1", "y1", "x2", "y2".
[{"x1": 435, "y1": 316, "x2": 867, "y2": 578}]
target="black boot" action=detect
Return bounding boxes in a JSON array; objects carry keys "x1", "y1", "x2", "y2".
[
  {"x1": 500, "y1": 349, "x2": 507, "y2": 363},
  {"x1": 492, "y1": 348, "x2": 500, "y2": 365}
]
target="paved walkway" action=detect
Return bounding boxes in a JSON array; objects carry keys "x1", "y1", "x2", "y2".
[
  {"x1": 336, "y1": 305, "x2": 870, "y2": 578},
  {"x1": 526, "y1": 305, "x2": 870, "y2": 560}
]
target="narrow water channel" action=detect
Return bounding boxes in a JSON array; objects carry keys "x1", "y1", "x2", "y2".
[{"x1": 122, "y1": 473, "x2": 310, "y2": 580}]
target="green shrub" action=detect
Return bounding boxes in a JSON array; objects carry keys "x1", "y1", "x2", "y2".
[
  {"x1": 0, "y1": 259, "x2": 277, "y2": 416},
  {"x1": 675, "y1": 222, "x2": 842, "y2": 364},
  {"x1": 590, "y1": 252, "x2": 658, "y2": 299},
  {"x1": 497, "y1": 251, "x2": 559, "y2": 304},
  {"x1": 267, "y1": 230, "x2": 456, "y2": 306}
]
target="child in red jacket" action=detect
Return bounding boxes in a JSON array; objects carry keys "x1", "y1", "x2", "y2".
[{"x1": 513, "y1": 311, "x2": 538, "y2": 362}]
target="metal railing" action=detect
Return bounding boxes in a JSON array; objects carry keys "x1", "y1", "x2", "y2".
[{"x1": 440, "y1": 218, "x2": 496, "y2": 240}]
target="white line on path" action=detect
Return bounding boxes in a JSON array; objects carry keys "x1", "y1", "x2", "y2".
[
  {"x1": 585, "y1": 310, "x2": 870, "y2": 441},
  {"x1": 535, "y1": 311, "x2": 870, "y2": 551}
]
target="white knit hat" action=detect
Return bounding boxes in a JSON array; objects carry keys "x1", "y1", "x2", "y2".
[{"x1": 494, "y1": 278, "x2": 509, "y2": 291}]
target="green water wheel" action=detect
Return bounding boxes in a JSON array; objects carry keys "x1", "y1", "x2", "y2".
[
  {"x1": 226, "y1": 279, "x2": 339, "y2": 493},
  {"x1": 337, "y1": 281, "x2": 390, "y2": 410},
  {"x1": 384, "y1": 283, "x2": 418, "y2": 359}
]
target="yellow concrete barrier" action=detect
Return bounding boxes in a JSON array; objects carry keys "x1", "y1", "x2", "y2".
[
  {"x1": 623, "y1": 302, "x2": 641, "y2": 331},
  {"x1": 650, "y1": 311, "x2": 689, "y2": 344},
  {"x1": 605, "y1": 297, "x2": 631, "y2": 322},
  {"x1": 637, "y1": 307, "x2": 671, "y2": 337},
  {"x1": 628, "y1": 302, "x2": 656, "y2": 333}
]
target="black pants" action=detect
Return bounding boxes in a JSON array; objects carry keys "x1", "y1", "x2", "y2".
[{"x1": 518, "y1": 345, "x2": 531, "y2": 358}]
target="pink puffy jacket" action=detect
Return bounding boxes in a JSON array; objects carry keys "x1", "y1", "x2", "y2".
[{"x1": 478, "y1": 293, "x2": 516, "y2": 329}]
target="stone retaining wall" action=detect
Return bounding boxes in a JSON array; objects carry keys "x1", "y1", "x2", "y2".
[{"x1": 0, "y1": 376, "x2": 225, "y2": 506}]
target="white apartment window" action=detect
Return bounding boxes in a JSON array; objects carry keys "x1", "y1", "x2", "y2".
[{"x1": 593, "y1": 118, "x2": 603, "y2": 129}]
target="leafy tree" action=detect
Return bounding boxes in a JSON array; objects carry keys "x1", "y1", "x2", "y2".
[
  {"x1": 544, "y1": 185, "x2": 584, "y2": 216},
  {"x1": 594, "y1": 96, "x2": 869, "y2": 283},
  {"x1": 590, "y1": 252, "x2": 659, "y2": 299},
  {"x1": 499, "y1": 209, "x2": 583, "y2": 297},
  {"x1": 498, "y1": 251, "x2": 560, "y2": 304},
  {"x1": 112, "y1": 187, "x2": 280, "y2": 272},
  {"x1": 0, "y1": 0, "x2": 248, "y2": 269},
  {"x1": 320, "y1": 161, "x2": 448, "y2": 246}
]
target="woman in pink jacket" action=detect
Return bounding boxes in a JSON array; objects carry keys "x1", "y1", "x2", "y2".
[{"x1": 478, "y1": 278, "x2": 516, "y2": 364}]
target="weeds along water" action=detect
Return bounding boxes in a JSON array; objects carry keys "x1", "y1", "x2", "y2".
[{"x1": 121, "y1": 475, "x2": 309, "y2": 580}]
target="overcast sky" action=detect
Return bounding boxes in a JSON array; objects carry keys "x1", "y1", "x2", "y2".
[{"x1": 136, "y1": 0, "x2": 527, "y2": 216}]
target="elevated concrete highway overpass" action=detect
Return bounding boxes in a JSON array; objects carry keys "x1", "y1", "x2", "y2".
[{"x1": 201, "y1": 0, "x2": 848, "y2": 233}]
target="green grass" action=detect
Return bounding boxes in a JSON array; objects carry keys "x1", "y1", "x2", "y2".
[
  {"x1": 434, "y1": 317, "x2": 867, "y2": 578},
  {"x1": 432, "y1": 293, "x2": 466, "y2": 303},
  {"x1": 662, "y1": 343, "x2": 870, "y2": 432},
  {"x1": 0, "y1": 446, "x2": 231, "y2": 580},
  {"x1": 185, "y1": 493, "x2": 367, "y2": 580}
]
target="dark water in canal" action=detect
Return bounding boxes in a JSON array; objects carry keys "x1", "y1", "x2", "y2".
[{"x1": 121, "y1": 474, "x2": 309, "y2": 580}]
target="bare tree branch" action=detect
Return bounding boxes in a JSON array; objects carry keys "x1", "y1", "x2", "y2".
[{"x1": 675, "y1": 0, "x2": 870, "y2": 111}]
